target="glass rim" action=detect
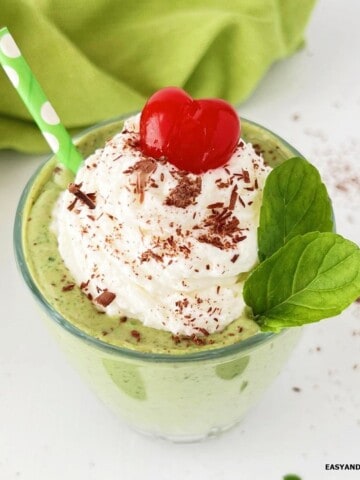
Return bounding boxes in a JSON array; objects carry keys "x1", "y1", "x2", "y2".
[{"x1": 14, "y1": 114, "x2": 301, "y2": 363}]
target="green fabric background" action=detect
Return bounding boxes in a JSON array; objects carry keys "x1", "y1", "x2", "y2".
[{"x1": 0, "y1": 0, "x2": 316, "y2": 153}]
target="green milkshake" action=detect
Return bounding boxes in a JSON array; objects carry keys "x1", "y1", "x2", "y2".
[
  {"x1": 14, "y1": 81, "x2": 360, "y2": 441},
  {"x1": 15, "y1": 113, "x2": 303, "y2": 441},
  {"x1": 22, "y1": 116, "x2": 297, "y2": 354}
]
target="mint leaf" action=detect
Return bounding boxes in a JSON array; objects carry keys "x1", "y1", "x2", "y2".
[
  {"x1": 258, "y1": 157, "x2": 333, "y2": 260},
  {"x1": 244, "y1": 232, "x2": 360, "y2": 332}
]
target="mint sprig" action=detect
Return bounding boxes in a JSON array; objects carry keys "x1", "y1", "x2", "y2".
[
  {"x1": 258, "y1": 157, "x2": 333, "y2": 261},
  {"x1": 244, "y1": 232, "x2": 360, "y2": 332},
  {"x1": 243, "y1": 157, "x2": 360, "y2": 332}
]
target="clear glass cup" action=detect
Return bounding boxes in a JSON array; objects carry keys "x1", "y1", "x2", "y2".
[{"x1": 14, "y1": 116, "x2": 302, "y2": 443}]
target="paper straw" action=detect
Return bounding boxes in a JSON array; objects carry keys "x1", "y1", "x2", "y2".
[{"x1": 0, "y1": 27, "x2": 82, "y2": 173}]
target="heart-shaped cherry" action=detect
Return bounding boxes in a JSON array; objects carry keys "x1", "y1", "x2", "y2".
[{"x1": 139, "y1": 87, "x2": 240, "y2": 174}]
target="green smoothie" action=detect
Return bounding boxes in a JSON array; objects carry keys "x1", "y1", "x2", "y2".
[{"x1": 16, "y1": 117, "x2": 302, "y2": 441}]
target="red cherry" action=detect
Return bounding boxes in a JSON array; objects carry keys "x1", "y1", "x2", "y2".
[{"x1": 139, "y1": 87, "x2": 240, "y2": 174}]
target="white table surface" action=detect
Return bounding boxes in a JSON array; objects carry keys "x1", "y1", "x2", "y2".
[{"x1": 1, "y1": 1, "x2": 359, "y2": 479}]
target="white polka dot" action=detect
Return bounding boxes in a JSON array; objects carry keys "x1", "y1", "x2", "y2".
[
  {"x1": 40, "y1": 101, "x2": 60, "y2": 125},
  {"x1": 0, "y1": 33, "x2": 21, "y2": 58},
  {"x1": 3, "y1": 65, "x2": 19, "y2": 88},
  {"x1": 43, "y1": 132, "x2": 59, "y2": 153}
]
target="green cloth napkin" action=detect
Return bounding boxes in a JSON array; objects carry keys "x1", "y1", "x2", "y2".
[{"x1": 0, "y1": 0, "x2": 316, "y2": 153}]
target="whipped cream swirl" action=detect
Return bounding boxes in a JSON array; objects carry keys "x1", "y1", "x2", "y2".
[{"x1": 53, "y1": 115, "x2": 271, "y2": 336}]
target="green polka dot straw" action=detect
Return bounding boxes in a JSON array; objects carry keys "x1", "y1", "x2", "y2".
[{"x1": 0, "y1": 26, "x2": 83, "y2": 173}]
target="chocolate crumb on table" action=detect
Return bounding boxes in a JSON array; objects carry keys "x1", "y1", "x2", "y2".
[
  {"x1": 292, "y1": 386, "x2": 301, "y2": 393},
  {"x1": 291, "y1": 113, "x2": 301, "y2": 121},
  {"x1": 310, "y1": 140, "x2": 360, "y2": 209}
]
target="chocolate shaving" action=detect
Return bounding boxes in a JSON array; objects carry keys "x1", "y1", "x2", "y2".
[
  {"x1": 230, "y1": 254, "x2": 239, "y2": 263},
  {"x1": 171, "y1": 335, "x2": 181, "y2": 344},
  {"x1": 197, "y1": 206, "x2": 247, "y2": 250},
  {"x1": 165, "y1": 176, "x2": 202, "y2": 208},
  {"x1": 190, "y1": 334, "x2": 207, "y2": 346},
  {"x1": 131, "y1": 330, "x2": 141, "y2": 342},
  {"x1": 136, "y1": 161, "x2": 157, "y2": 203},
  {"x1": 238, "y1": 195, "x2": 246, "y2": 208},
  {"x1": 175, "y1": 298, "x2": 190, "y2": 313},
  {"x1": 68, "y1": 183, "x2": 96, "y2": 209},
  {"x1": 229, "y1": 185, "x2": 238, "y2": 210},
  {"x1": 80, "y1": 280, "x2": 90, "y2": 290},
  {"x1": 95, "y1": 291, "x2": 116, "y2": 307},
  {"x1": 242, "y1": 169, "x2": 250, "y2": 183},
  {"x1": 171, "y1": 333, "x2": 210, "y2": 347},
  {"x1": 207, "y1": 202, "x2": 224, "y2": 209},
  {"x1": 253, "y1": 143, "x2": 263, "y2": 156},
  {"x1": 196, "y1": 327, "x2": 209, "y2": 336},
  {"x1": 216, "y1": 178, "x2": 232, "y2": 189},
  {"x1": 62, "y1": 283, "x2": 75, "y2": 292},
  {"x1": 124, "y1": 159, "x2": 157, "y2": 204},
  {"x1": 140, "y1": 249, "x2": 163, "y2": 263},
  {"x1": 132, "y1": 159, "x2": 157, "y2": 174},
  {"x1": 67, "y1": 198, "x2": 78, "y2": 211}
]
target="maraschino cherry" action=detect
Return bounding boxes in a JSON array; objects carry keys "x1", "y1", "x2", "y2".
[{"x1": 139, "y1": 87, "x2": 240, "y2": 174}]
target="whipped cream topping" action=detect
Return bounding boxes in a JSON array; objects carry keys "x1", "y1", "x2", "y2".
[{"x1": 53, "y1": 115, "x2": 271, "y2": 336}]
